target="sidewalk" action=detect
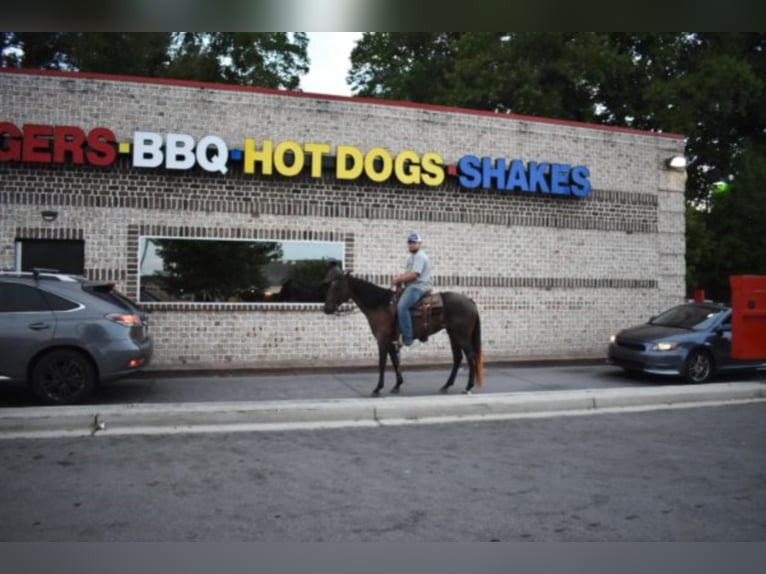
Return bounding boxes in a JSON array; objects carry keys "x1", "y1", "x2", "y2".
[{"x1": 1, "y1": 362, "x2": 764, "y2": 439}]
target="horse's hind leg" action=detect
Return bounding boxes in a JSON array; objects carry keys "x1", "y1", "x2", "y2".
[
  {"x1": 440, "y1": 334, "x2": 463, "y2": 394},
  {"x1": 462, "y1": 344, "x2": 478, "y2": 394},
  {"x1": 388, "y1": 343, "x2": 404, "y2": 394},
  {"x1": 372, "y1": 343, "x2": 388, "y2": 397}
]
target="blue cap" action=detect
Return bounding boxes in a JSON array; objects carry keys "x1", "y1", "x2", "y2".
[{"x1": 407, "y1": 232, "x2": 422, "y2": 243}]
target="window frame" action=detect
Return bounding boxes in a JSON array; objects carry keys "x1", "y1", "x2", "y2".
[{"x1": 137, "y1": 235, "x2": 345, "y2": 305}]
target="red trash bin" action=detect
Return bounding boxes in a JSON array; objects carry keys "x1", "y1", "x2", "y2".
[{"x1": 730, "y1": 275, "x2": 766, "y2": 360}]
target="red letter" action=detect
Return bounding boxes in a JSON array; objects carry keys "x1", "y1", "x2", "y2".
[
  {"x1": 22, "y1": 124, "x2": 53, "y2": 163},
  {"x1": 53, "y1": 125, "x2": 86, "y2": 164},
  {"x1": 86, "y1": 127, "x2": 117, "y2": 166},
  {"x1": 0, "y1": 122, "x2": 22, "y2": 162}
]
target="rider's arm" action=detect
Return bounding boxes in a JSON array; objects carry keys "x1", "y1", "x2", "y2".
[{"x1": 392, "y1": 270, "x2": 419, "y2": 285}]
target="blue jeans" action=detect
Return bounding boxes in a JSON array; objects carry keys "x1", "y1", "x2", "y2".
[{"x1": 397, "y1": 285, "x2": 426, "y2": 344}]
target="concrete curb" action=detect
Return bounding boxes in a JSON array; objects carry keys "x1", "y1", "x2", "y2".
[{"x1": 1, "y1": 382, "x2": 765, "y2": 439}]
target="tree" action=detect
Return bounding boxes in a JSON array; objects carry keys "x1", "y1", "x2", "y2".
[
  {"x1": 1, "y1": 33, "x2": 171, "y2": 75},
  {"x1": 348, "y1": 33, "x2": 462, "y2": 102},
  {"x1": 1, "y1": 32, "x2": 309, "y2": 90},
  {"x1": 166, "y1": 33, "x2": 309, "y2": 89},
  {"x1": 690, "y1": 143, "x2": 766, "y2": 301}
]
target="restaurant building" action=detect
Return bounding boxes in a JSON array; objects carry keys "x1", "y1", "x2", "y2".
[{"x1": 0, "y1": 69, "x2": 687, "y2": 370}]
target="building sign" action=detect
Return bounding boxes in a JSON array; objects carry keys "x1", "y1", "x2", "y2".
[{"x1": 0, "y1": 122, "x2": 591, "y2": 197}]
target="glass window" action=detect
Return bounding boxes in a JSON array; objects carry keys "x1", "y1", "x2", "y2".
[
  {"x1": 138, "y1": 237, "x2": 344, "y2": 303},
  {"x1": 650, "y1": 304, "x2": 727, "y2": 330},
  {"x1": 40, "y1": 290, "x2": 80, "y2": 311},
  {"x1": 0, "y1": 283, "x2": 51, "y2": 312}
]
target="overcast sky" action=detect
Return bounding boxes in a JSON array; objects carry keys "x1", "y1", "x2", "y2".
[{"x1": 301, "y1": 32, "x2": 362, "y2": 96}]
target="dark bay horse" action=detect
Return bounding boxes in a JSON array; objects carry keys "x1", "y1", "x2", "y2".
[{"x1": 323, "y1": 271, "x2": 483, "y2": 396}]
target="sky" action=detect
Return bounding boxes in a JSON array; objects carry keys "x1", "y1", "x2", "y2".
[{"x1": 301, "y1": 32, "x2": 362, "y2": 96}]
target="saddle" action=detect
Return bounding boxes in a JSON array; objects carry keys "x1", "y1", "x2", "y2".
[{"x1": 392, "y1": 290, "x2": 444, "y2": 343}]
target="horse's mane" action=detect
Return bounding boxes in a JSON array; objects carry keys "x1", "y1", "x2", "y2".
[{"x1": 347, "y1": 275, "x2": 393, "y2": 309}]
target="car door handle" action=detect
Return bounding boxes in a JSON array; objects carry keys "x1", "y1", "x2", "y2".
[{"x1": 28, "y1": 322, "x2": 51, "y2": 331}]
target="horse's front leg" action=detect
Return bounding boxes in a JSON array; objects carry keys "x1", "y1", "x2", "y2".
[
  {"x1": 372, "y1": 342, "x2": 388, "y2": 397},
  {"x1": 388, "y1": 343, "x2": 404, "y2": 394}
]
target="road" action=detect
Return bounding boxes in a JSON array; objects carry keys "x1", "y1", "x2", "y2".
[{"x1": 1, "y1": 401, "x2": 764, "y2": 541}]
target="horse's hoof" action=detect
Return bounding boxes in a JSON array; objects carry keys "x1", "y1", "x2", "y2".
[
  {"x1": 390, "y1": 387, "x2": 400, "y2": 394},
  {"x1": 371, "y1": 391, "x2": 381, "y2": 398},
  {"x1": 439, "y1": 387, "x2": 449, "y2": 394},
  {"x1": 463, "y1": 390, "x2": 472, "y2": 395}
]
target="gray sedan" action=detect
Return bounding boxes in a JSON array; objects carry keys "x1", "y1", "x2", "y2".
[{"x1": 607, "y1": 302, "x2": 766, "y2": 383}]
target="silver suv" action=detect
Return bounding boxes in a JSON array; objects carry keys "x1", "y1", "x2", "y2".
[{"x1": 0, "y1": 271, "x2": 153, "y2": 405}]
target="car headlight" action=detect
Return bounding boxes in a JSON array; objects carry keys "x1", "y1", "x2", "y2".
[
  {"x1": 609, "y1": 334, "x2": 617, "y2": 344},
  {"x1": 652, "y1": 341, "x2": 680, "y2": 351}
]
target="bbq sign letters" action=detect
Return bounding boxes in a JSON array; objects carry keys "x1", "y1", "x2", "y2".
[{"x1": 0, "y1": 122, "x2": 591, "y2": 197}]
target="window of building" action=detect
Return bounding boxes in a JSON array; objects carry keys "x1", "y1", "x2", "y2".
[
  {"x1": 15, "y1": 239, "x2": 85, "y2": 276},
  {"x1": 138, "y1": 237, "x2": 344, "y2": 303}
]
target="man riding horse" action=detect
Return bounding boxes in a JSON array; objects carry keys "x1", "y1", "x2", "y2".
[{"x1": 391, "y1": 232, "x2": 432, "y2": 347}]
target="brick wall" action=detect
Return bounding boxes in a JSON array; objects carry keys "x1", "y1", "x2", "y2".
[{"x1": 0, "y1": 70, "x2": 687, "y2": 370}]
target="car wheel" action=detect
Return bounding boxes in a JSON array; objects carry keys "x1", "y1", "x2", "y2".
[
  {"x1": 683, "y1": 349, "x2": 714, "y2": 384},
  {"x1": 30, "y1": 350, "x2": 96, "y2": 405}
]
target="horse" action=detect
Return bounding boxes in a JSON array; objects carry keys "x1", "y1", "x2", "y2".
[{"x1": 322, "y1": 270, "x2": 483, "y2": 396}]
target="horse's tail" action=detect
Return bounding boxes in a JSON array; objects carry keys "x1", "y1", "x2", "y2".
[{"x1": 473, "y1": 312, "x2": 484, "y2": 386}]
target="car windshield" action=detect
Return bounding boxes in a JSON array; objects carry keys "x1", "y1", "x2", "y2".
[{"x1": 649, "y1": 304, "x2": 727, "y2": 330}]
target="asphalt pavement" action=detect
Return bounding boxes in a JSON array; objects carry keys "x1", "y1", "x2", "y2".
[{"x1": 1, "y1": 361, "x2": 765, "y2": 439}]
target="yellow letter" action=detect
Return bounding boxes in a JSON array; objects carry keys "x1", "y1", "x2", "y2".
[
  {"x1": 394, "y1": 150, "x2": 421, "y2": 185},
  {"x1": 304, "y1": 142, "x2": 331, "y2": 178},
  {"x1": 336, "y1": 145, "x2": 364, "y2": 180},
  {"x1": 420, "y1": 152, "x2": 445, "y2": 186},
  {"x1": 364, "y1": 147, "x2": 393, "y2": 183},
  {"x1": 274, "y1": 140, "x2": 304, "y2": 177},
  {"x1": 243, "y1": 139, "x2": 273, "y2": 175}
]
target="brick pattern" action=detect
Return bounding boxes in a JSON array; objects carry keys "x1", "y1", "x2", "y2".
[{"x1": 0, "y1": 71, "x2": 687, "y2": 369}]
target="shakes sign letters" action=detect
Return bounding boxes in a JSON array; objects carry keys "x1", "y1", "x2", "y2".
[{"x1": 0, "y1": 122, "x2": 591, "y2": 197}]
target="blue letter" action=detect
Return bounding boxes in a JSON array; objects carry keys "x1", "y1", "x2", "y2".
[
  {"x1": 527, "y1": 161, "x2": 550, "y2": 193},
  {"x1": 569, "y1": 165, "x2": 591, "y2": 197},
  {"x1": 550, "y1": 163, "x2": 571, "y2": 195},
  {"x1": 457, "y1": 155, "x2": 481, "y2": 189},
  {"x1": 482, "y1": 157, "x2": 507, "y2": 190},
  {"x1": 505, "y1": 159, "x2": 529, "y2": 191}
]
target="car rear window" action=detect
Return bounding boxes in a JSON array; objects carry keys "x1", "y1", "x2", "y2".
[
  {"x1": 83, "y1": 283, "x2": 141, "y2": 313},
  {"x1": 40, "y1": 290, "x2": 80, "y2": 311}
]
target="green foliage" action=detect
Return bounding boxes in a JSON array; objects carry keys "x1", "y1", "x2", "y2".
[
  {"x1": 166, "y1": 33, "x2": 309, "y2": 89},
  {"x1": 690, "y1": 144, "x2": 766, "y2": 301},
  {"x1": 1, "y1": 32, "x2": 309, "y2": 90}
]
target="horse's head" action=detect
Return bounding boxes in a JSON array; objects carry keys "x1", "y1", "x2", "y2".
[{"x1": 322, "y1": 269, "x2": 350, "y2": 314}]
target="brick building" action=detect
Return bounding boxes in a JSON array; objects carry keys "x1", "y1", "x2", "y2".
[{"x1": 0, "y1": 69, "x2": 687, "y2": 370}]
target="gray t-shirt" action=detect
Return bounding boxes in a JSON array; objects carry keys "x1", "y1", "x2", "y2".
[{"x1": 406, "y1": 249, "x2": 432, "y2": 291}]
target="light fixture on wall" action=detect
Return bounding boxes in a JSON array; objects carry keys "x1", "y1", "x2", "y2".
[
  {"x1": 665, "y1": 156, "x2": 687, "y2": 170},
  {"x1": 41, "y1": 210, "x2": 58, "y2": 222}
]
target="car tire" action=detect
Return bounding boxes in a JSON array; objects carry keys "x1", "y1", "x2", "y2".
[
  {"x1": 683, "y1": 348, "x2": 714, "y2": 384},
  {"x1": 30, "y1": 349, "x2": 96, "y2": 405}
]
